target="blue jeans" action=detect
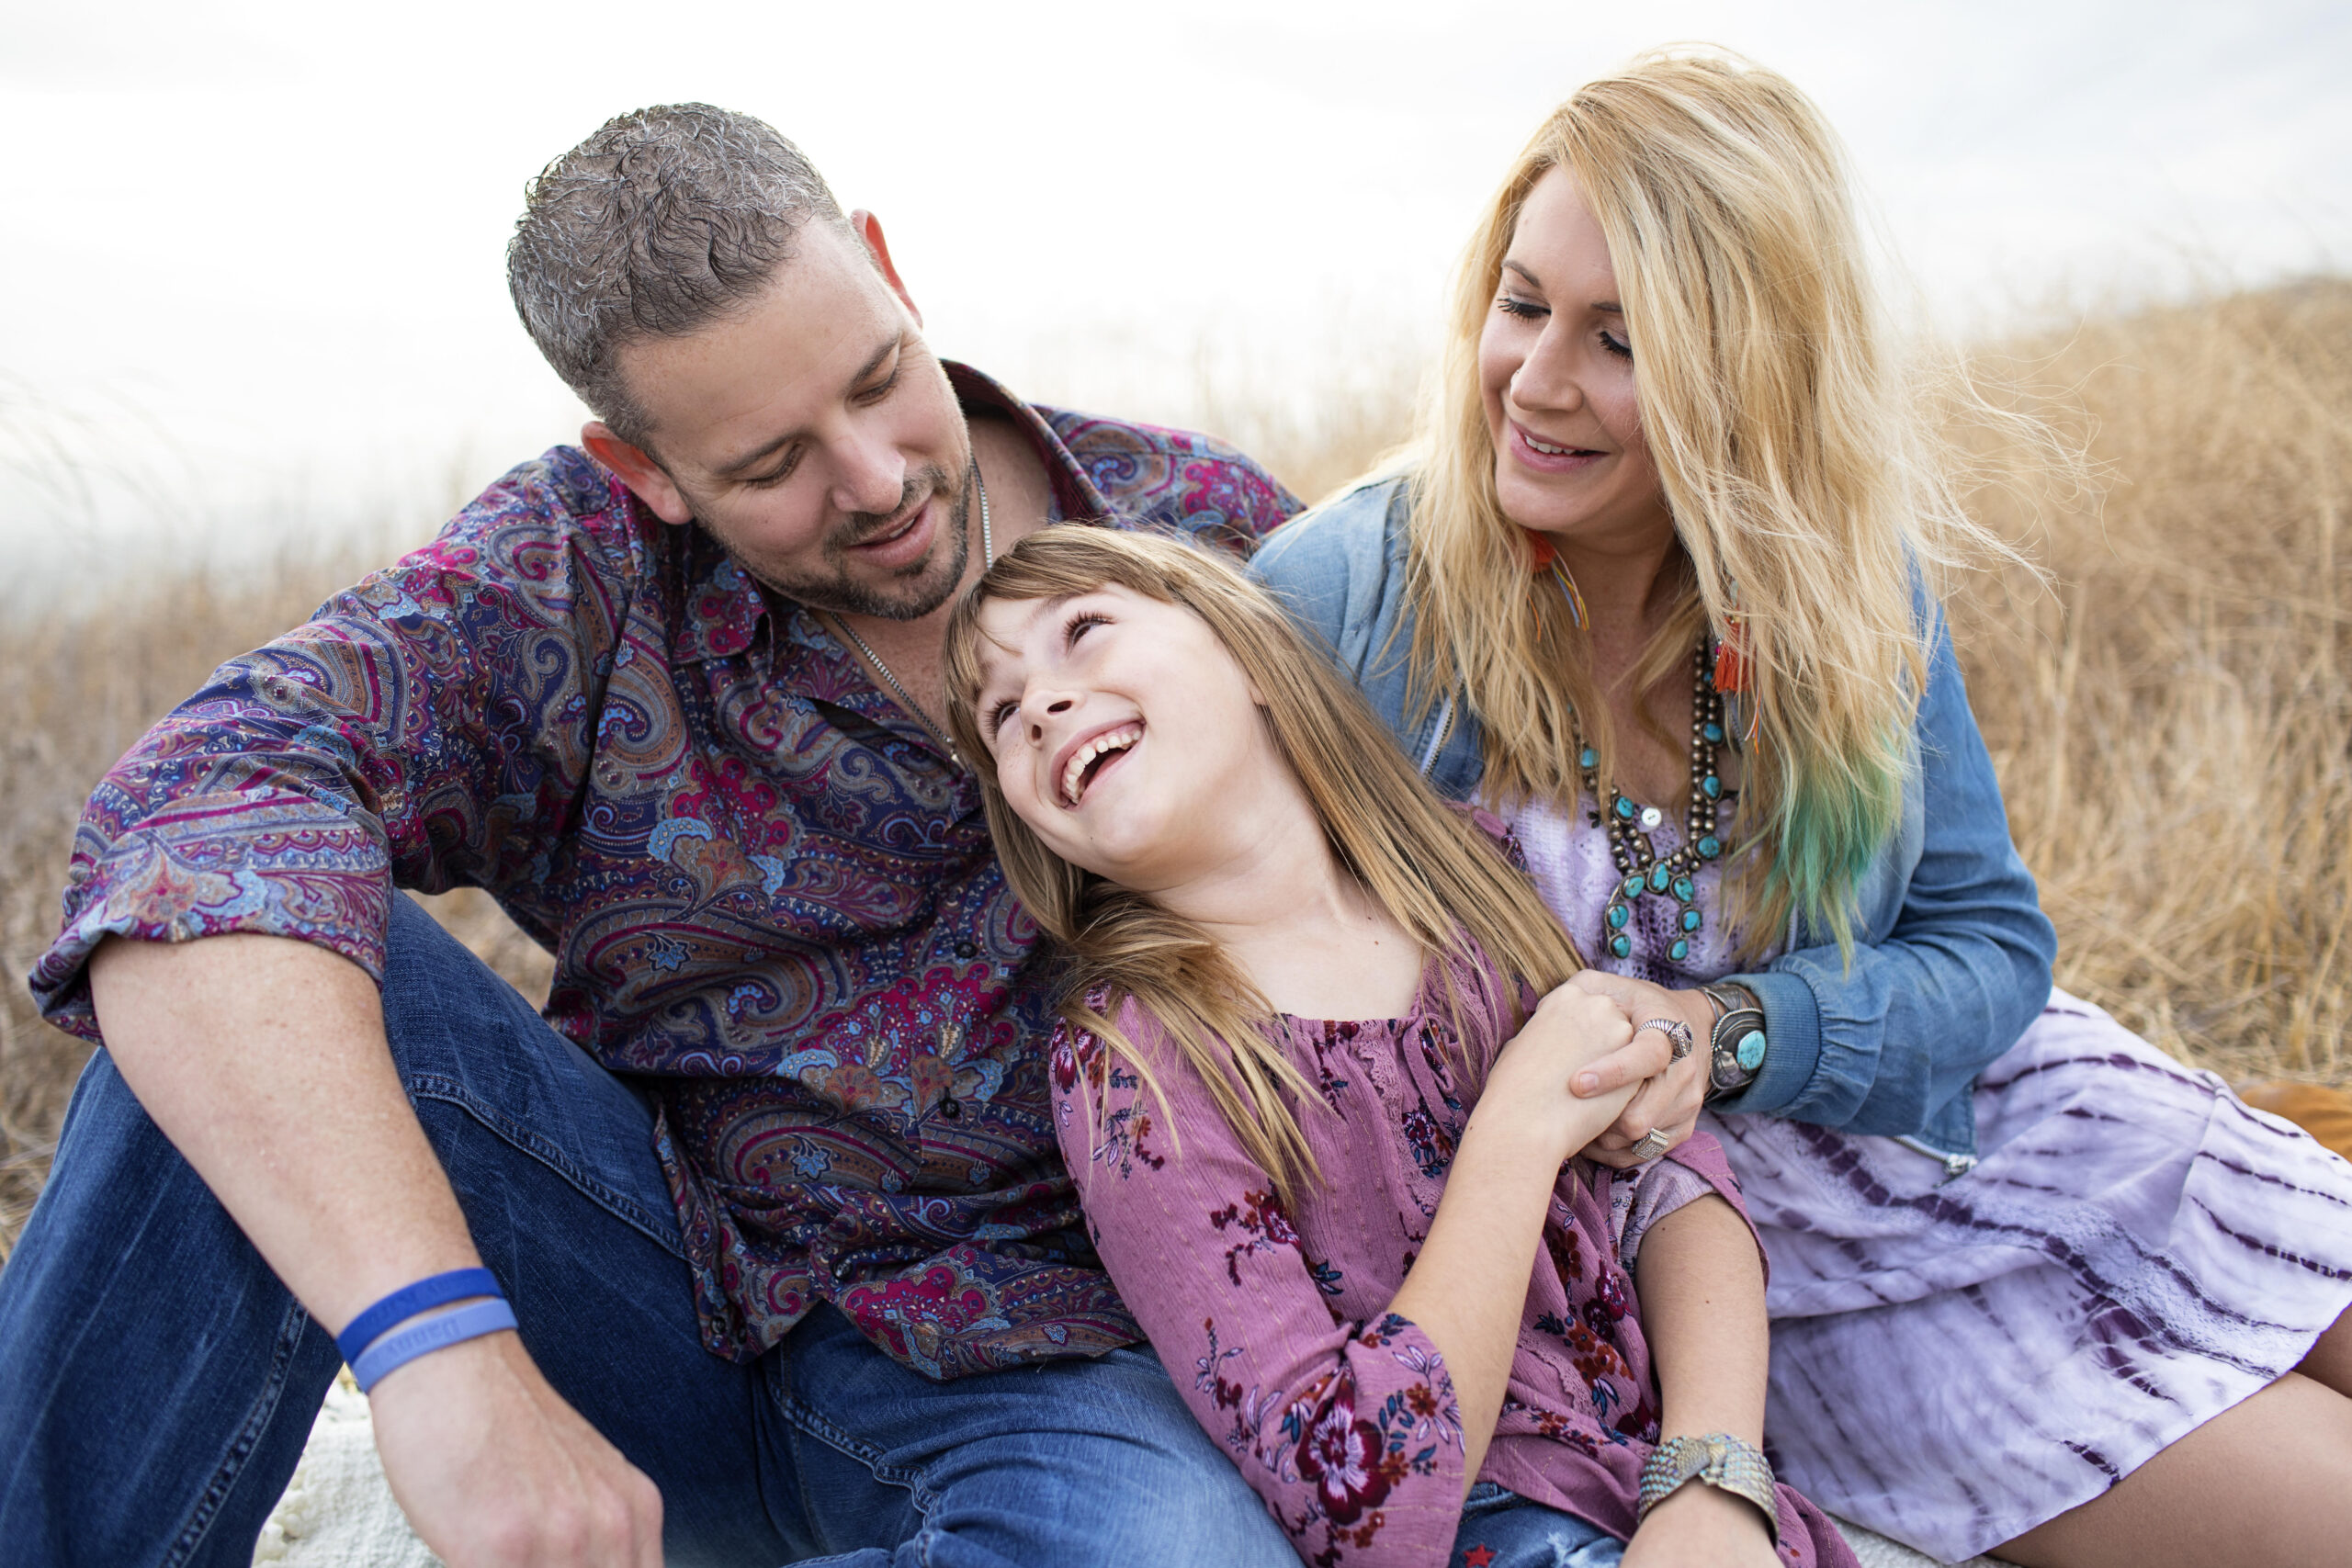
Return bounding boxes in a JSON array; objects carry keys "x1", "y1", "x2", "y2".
[
  {"x1": 0, "y1": 895, "x2": 1295, "y2": 1568},
  {"x1": 1447, "y1": 1483, "x2": 1626, "y2": 1567}
]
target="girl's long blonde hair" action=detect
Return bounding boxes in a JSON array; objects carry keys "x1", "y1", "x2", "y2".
[
  {"x1": 1408, "y1": 49, "x2": 2006, "y2": 951},
  {"x1": 944, "y1": 526, "x2": 1582, "y2": 1200}
]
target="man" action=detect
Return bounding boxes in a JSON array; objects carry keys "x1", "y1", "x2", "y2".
[{"x1": 0, "y1": 104, "x2": 1309, "y2": 1567}]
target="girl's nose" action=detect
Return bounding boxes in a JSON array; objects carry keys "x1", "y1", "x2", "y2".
[{"x1": 1025, "y1": 694, "x2": 1074, "y2": 744}]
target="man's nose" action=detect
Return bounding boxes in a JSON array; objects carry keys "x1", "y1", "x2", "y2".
[{"x1": 829, "y1": 429, "x2": 908, "y2": 518}]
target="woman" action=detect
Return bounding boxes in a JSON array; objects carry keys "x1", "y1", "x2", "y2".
[{"x1": 1250, "y1": 50, "x2": 2352, "y2": 1568}]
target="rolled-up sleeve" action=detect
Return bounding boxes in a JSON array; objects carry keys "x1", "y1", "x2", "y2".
[
  {"x1": 1718, "y1": 612, "x2": 2058, "y2": 1137},
  {"x1": 29, "y1": 455, "x2": 631, "y2": 1041}
]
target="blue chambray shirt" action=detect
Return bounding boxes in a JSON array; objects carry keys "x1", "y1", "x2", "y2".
[{"x1": 1250, "y1": 474, "x2": 2057, "y2": 1164}]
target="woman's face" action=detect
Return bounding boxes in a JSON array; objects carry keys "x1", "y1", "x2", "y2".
[
  {"x1": 969, "y1": 584, "x2": 1287, "y2": 895},
  {"x1": 1478, "y1": 165, "x2": 1669, "y2": 548}
]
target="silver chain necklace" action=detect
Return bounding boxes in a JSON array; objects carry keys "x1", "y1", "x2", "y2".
[{"x1": 827, "y1": 459, "x2": 992, "y2": 769}]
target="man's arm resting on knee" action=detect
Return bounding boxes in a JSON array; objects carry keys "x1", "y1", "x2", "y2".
[{"x1": 90, "y1": 931, "x2": 663, "y2": 1568}]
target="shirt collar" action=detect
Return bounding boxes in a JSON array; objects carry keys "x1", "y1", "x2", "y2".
[{"x1": 665, "y1": 361, "x2": 1110, "y2": 666}]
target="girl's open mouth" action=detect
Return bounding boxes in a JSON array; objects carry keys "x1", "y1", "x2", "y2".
[{"x1": 1059, "y1": 722, "x2": 1143, "y2": 807}]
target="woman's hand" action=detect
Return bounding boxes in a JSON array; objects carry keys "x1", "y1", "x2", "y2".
[
  {"x1": 1622, "y1": 1483, "x2": 1780, "y2": 1568},
  {"x1": 1559, "y1": 970, "x2": 1715, "y2": 1168},
  {"x1": 1480, "y1": 984, "x2": 1643, "y2": 1165}
]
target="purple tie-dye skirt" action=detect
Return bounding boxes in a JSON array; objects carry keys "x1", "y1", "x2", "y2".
[
  {"x1": 1496, "y1": 795, "x2": 2352, "y2": 1562},
  {"x1": 1710, "y1": 994, "x2": 2352, "y2": 1561}
]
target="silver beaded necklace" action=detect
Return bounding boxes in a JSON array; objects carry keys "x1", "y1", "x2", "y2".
[{"x1": 826, "y1": 459, "x2": 992, "y2": 769}]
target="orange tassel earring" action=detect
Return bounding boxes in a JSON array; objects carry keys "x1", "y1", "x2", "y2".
[{"x1": 1525, "y1": 532, "x2": 1587, "y2": 628}]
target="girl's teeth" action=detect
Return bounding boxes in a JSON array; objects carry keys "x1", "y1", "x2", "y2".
[
  {"x1": 1061, "y1": 727, "x2": 1140, "y2": 805},
  {"x1": 1529, "y1": 434, "x2": 1569, "y2": 455}
]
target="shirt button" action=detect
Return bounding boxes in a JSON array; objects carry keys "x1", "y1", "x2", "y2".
[
  {"x1": 954, "y1": 941, "x2": 978, "y2": 960},
  {"x1": 938, "y1": 1097, "x2": 963, "y2": 1120},
  {"x1": 1638, "y1": 806, "x2": 1665, "y2": 829}
]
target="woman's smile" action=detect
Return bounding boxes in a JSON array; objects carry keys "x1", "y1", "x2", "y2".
[{"x1": 1507, "y1": 418, "x2": 1610, "y2": 475}]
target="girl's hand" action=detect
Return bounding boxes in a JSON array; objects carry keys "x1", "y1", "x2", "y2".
[
  {"x1": 1561, "y1": 971, "x2": 1714, "y2": 1168},
  {"x1": 1622, "y1": 1481, "x2": 1781, "y2": 1568},
  {"x1": 1479, "y1": 985, "x2": 1642, "y2": 1165}
]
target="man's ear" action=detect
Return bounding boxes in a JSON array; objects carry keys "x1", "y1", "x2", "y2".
[
  {"x1": 850, "y1": 209, "x2": 923, "y2": 327},
  {"x1": 581, "y1": 423, "x2": 695, "y2": 525}
]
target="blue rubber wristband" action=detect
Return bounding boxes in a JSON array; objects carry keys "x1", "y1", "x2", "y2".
[
  {"x1": 351, "y1": 1299, "x2": 520, "y2": 1393},
  {"x1": 334, "y1": 1268, "x2": 503, "y2": 1363}
]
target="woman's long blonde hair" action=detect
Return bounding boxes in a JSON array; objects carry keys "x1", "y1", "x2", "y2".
[
  {"x1": 944, "y1": 526, "x2": 1582, "y2": 1200},
  {"x1": 1408, "y1": 49, "x2": 2005, "y2": 951}
]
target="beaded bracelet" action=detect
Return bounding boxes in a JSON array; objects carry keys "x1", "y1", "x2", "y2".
[{"x1": 1635, "y1": 1432, "x2": 1780, "y2": 1544}]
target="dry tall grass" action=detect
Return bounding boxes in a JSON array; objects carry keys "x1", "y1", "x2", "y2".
[
  {"x1": 2, "y1": 277, "x2": 2346, "y2": 1260},
  {"x1": 1951, "y1": 278, "x2": 2352, "y2": 1083}
]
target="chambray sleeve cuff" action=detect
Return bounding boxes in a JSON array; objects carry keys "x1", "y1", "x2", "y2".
[{"x1": 1705, "y1": 967, "x2": 1822, "y2": 1119}]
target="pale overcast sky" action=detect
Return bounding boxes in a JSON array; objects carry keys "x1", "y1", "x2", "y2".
[{"x1": 4, "y1": 0, "x2": 2346, "y2": 594}]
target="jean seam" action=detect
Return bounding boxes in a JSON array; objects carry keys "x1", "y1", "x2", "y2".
[
  {"x1": 405, "y1": 1073, "x2": 685, "y2": 1261},
  {"x1": 161, "y1": 1297, "x2": 311, "y2": 1568},
  {"x1": 778, "y1": 1393, "x2": 935, "y2": 1509}
]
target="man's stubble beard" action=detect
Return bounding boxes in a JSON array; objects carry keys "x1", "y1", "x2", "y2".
[{"x1": 707, "y1": 460, "x2": 972, "y2": 622}]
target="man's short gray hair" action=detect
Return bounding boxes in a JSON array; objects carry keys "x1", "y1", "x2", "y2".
[{"x1": 507, "y1": 103, "x2": 852, "y2": 447}]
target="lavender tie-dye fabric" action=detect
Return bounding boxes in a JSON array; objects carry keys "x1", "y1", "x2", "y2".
[{"x1": 1492, "y1": 790, "x2": 2352, "y2": 1562}]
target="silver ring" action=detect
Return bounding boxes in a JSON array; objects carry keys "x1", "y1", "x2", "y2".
[
  {"x1": 1631, "y1": 1127, "x2": 1674, "y2": 1161},
  {"x1": 1639, "y1": 1017, "x2": 1695, "y2": 1061}
]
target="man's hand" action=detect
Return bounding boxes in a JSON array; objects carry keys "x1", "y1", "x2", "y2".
[
  {"x1": 88, "y1": 931, "x2": 664, "y2": 1565},
  {"x1": 370, "y1": 1332, "x2": 663, "y2": 1567},
  {"x1": 1560, "y1": 970, "x2": 1713, "y2": 1168}
]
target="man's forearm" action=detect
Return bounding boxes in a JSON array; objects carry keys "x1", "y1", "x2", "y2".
[
  {"x1": 1634, "y1": 1194, "x2": 1769, "y2": 1444},
  {"x1": 88, "y1": 929, "x2": 485, "y2": 1337}
]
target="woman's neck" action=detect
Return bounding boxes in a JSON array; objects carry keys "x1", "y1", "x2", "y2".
[{"x1": 1554, "y1": 515, "x2": 1687, "y2": 661}]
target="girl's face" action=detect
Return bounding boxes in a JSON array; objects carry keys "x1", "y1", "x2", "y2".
[
  {"x1": 971, "y1": 583, "x2": 1286, "y2": 893},
  {"x1": 1478, "y1": 165, "x2": 1670, "y2": 550}
]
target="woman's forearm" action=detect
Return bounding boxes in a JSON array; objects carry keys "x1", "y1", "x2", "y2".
[{"x1": 1632, "y1": 1193, "x2": 1768, "y2": 1443}]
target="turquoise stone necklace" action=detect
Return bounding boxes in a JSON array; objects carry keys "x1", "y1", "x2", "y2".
[{"x1": 1583, "y1": 640, "x2": 1727, "y2": 964}]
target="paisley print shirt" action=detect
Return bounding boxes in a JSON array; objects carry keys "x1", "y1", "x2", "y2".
[
  {"x1": 1052, "y1": 948, "x2": 1856, "y2": 1565},
  {"x1": 30, "y1": 364, "x2": 1300, "y2": 1377}
]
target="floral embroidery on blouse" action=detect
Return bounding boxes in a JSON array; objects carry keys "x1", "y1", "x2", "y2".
[{"x1": 1046, "y1": 935, "x2": 1851, "y2": 1564}]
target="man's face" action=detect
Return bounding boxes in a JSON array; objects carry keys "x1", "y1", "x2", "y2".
[{"x1": 613, "y1": 221, "x2": 975, "y2": 621}]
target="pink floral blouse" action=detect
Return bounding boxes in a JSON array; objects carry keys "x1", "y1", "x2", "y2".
[{"x1": 1049, "y1": 945, "x2": 1857, "y2": 1567}]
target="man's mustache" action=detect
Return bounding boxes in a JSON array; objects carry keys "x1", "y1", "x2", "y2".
[{"x1": 833, "y1": 467, "x2": 956, "y2": 550}]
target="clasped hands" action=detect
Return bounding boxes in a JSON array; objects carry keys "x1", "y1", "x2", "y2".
[{"x1": 1551, "y1": 969, "x2": 1716, "y2": 1168}]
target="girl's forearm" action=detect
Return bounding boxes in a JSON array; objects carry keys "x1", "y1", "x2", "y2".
[
  {"x1": 1632, "y1": 1193, "x2": 1768, "y2": 1444},
  {"x1": 1386, "y1": 1112, "x2": 1571, "y2": 1491}
]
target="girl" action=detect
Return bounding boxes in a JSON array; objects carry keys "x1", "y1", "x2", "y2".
[{"x1": 944, "y1": 525, "x2": 1856, "y2": 1568}]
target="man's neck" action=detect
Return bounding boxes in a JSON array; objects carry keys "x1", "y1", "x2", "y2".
[{"x1": 831, "y1": 412, "x2": 1053, "y2": 731}]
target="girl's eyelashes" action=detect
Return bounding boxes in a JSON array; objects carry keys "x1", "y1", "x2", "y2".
[
  {"x1": 1600, "y1": 330, "x2": 1633, "y2": 361},
  {"x1": 1063, "y1": 610, "x2": 1109, "y2": 645},
  {"x1": 988, "y1": 698, "x2": 1019, "y2": 735}
]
